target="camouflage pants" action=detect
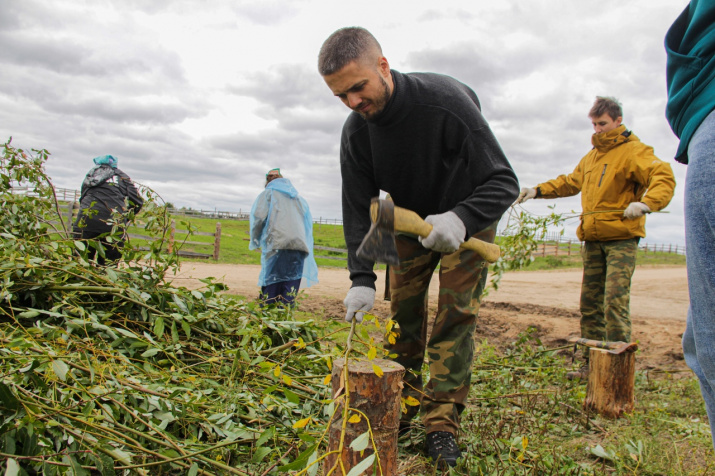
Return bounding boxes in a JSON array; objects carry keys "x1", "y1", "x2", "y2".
[
  {"x1": 385, "y1": 222, "x2": 496, "y2": 435},
  {"x1": 580, "y1": 238, "x2": 638, "y2": 343}
]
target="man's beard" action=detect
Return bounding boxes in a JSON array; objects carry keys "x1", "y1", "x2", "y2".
[{"x1": 356, "y1": 75, "x2": 391, "y2": 121}]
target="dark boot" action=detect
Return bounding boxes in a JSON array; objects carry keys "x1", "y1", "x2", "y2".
[{"x1": 425, "y1": 431, "x2": 462, "y2": 468}]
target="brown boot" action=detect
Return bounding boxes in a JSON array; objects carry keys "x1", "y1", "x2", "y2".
[{"x1": 566, "y1": 361, "x2": 589, "y2": 380}]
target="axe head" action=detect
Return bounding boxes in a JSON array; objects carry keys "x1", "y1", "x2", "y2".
[{"x1": 356, "y1": 197, "x2": 399, "y2": 266}]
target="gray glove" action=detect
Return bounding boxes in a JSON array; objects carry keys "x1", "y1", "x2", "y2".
[
  {"x1": 516, "y1": 187, "x2": 537, "y2": 204},
  {"x1": 418, "y1": 211, "x2": 466, "y2": 253},
  {"x1": 623, "y1": 202, "x2": 650, "y2": 219},
  {"x1": 343, "y1": 286, "x2": 375, "y2": 323}
]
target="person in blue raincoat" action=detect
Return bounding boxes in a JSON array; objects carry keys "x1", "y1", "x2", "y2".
[{"x1": 249, "y1": 169, "x2": 319, "y2": 307}]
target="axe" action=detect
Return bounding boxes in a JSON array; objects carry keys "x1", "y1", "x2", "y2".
[
  {"x1": 568, "y1": 337, "x2": 638, "y2": 355},
  {"x1": 356, "y1": 198, "x2": 501, "y2": 266}
]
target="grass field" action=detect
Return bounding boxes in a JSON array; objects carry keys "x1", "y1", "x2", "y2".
[{"x1": 155, "y1": 215, "x2": 687, "y2": 270}]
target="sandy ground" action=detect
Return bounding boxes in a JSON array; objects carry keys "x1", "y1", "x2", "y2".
[{"x1": 169, "y1": 263, "x2": 690, "y2": 372}]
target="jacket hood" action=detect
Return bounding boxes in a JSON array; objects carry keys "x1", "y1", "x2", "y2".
[
  {"x1": 266, "y1": 178, "x2": 299, "y2": 198},
  {"x1": 82, "y1": 164, "x2": 116, "y2": 189},
  {"x1": 591, "y1": 125, "x2": 638, "y2": 153}
]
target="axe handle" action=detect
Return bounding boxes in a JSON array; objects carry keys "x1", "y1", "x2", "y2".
[
  {"x1": 568, "y1": 337, "x2": 638, "y2": 353},
  {"x1": 390, "y1": 206, "x2": 501, "y2": 263}
]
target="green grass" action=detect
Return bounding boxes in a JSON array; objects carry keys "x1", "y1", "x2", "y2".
[
  {"x1": 280, "y1": 311, "x2": 714, "y2": 474},
  {"x1": 156, "y1": 215, "x2": 686, "y2": 269}
]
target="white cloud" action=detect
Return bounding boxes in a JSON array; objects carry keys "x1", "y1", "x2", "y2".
[{"x1": 0, "y1": 0, "x2": 691, "y2": 248}]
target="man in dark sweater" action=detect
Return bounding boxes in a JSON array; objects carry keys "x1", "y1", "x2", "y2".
[{"x1": 318, "y1": 27, "x2": 519, "y2": 468}]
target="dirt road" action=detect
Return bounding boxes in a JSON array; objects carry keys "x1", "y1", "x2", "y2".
[{"x1": 169, "y1": 263, "x2": 690, "y2": 371}]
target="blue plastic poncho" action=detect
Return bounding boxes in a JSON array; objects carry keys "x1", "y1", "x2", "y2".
[{"x1": 249, "y1": 178, "x2": 319, "y2": 288}]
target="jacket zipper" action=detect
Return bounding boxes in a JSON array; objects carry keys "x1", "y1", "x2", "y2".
[{"x1": 598, "y1": 164, "x2": 607, "y2": 187}]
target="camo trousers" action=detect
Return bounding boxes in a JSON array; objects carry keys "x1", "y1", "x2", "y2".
[
  {"x1": 385, "y1": 222, "x2": 496, "y2": 435},
  {"x1": 580, "y1": 238, "x2": 638, "y2": 343}
]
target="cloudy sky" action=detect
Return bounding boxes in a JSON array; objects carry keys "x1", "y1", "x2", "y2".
[{"x1": 1, "y1": 0, "x2": 691, "y2": 247}]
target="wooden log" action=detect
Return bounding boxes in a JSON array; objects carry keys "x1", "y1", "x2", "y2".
[
  {"x1": 583, "y1": 348, "x2": 636, "y2": 418},
  {"x1": 325, "y1": 358, "x2": 405, "y2": 476}
]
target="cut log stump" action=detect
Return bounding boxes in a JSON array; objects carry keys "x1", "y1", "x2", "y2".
[
  {"x1": 583, "y1": 347, "x2": 636, "y2": 418},
  {"x1": 325, "y1": 358, "x2": 405, "y2": 476}
]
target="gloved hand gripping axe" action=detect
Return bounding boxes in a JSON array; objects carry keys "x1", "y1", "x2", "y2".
[{"x1": 356, "y1": 197, "x2": 501, "y2": 265}]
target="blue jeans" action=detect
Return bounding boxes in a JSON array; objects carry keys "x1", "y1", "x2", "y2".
[
  {"x1": 260, "y1": 278, "x2": 302, "y2": 307},
  {"x1": 682, "y1": 108, "x2": 715, "y2": 448}
]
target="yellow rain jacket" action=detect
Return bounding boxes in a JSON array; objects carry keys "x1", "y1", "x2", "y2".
[{"x1": 537, "y1": 125, "x2": 676, "y2": 242}]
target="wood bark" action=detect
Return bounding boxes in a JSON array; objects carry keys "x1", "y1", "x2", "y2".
[
  {"x1": 325, "y1": 358, "x2": 405, "y2": 476},
  {"x1": 583, "y1": 348, "x2": 636, "y2": 418}
]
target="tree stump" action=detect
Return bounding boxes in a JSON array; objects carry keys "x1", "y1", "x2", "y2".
[
  {"x1": 583, "y1": 348, "x2": 636, "y2": 418},
  {"x1": 324, "y1": 358, "x2": 405, "y2": 476}
]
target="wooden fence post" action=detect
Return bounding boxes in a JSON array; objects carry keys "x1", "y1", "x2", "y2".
[
  {"x1": 168, "y1": 220, "x2": 176, "y2": 253},
  {"x1": 213, "y1": 222, "x2": 221, "y2": 261},
  {"x1": 65, "y1": 202, "x2": 76, "y2": 238}
]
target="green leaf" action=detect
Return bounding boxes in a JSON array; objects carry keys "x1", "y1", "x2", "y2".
[
  {"x1": 349, "y1": 431, "x2": 370, "y2": 452},
  {"x1": 171, "y1": 321, "x2": 179, "y2": 344},
  {"x1": 187, "y1": 463, "x2": 199, "y2": 476},
  {"x1": 590, "y1": 444, "x2": 615, "y2": 461},
  {"x1": 74, "y1": 240, "x2": 86, "y2": 251},
  {"x1": 284, "y1": 388, "x2": 300, "y2": 405},
  {"x1": 346, "y1": 454, "x2": 375, "y2": 476},
  {"x1": 4, "y1": 458, "x2": 19, "y2": 476},
  {"x1": 69, "y1": 456, "x2": 90, "y2": 476},
  {"x1": 153, "y1": 316, "x2": 165, "y2": 338},
  {"x1": 17, "y1": 310, "x2": 40, "y2": 319},
  {"x1": 52, "y1": 360, "x2": 69, "y2": 381},
  {"x1": 277, "y1": 443, "x2": 318, "y2": 472},
  {"x1": 141, "y1": 348, "x2": 160, "y2": 358},
  {"x1": 255, "y1": 427, "x2": 275, "y2": 447},
  {"x1": 0, "y1": 382, "x2": 20, "y2": 411},
  {"x1": 251, "y1": 446, "x2": 272, "y2": 464}
]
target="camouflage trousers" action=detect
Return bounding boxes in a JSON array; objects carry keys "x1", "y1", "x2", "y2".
[
  {"x1": 385, "y1": 222, "x2": 496, "y2": 435},
  {"x1": 580, "y1": 238, "x2": 639, "y2": 343}
]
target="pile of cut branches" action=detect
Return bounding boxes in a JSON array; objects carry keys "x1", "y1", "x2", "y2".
[{"x1": 0, "y1": 141, "x2": 333, "y2": 475}]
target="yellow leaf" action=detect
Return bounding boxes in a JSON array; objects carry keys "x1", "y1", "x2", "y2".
[
  {"x1": 273, "y1": 365, "x2": 281, "y2": 378},
  {"x1": 372, "y1": 364, "x2": 384, "y2": 378},
  {"x1": 294, "y1": 338, "x2": 306, "y2": 349},
  {"x1": 387, "y1": 333, "x2": 397, "y2": 345},
  {"x1": 404, "y1": 396, "x2": 420, "y2": 407},
  {"x1": 522, "y1": 436, "x2": 528, "y2": 450},
  {"x1": 282, "y1": 374, "x2": 292, "y2": 386},
  {"x1": 323, "y1": 374, "x2": 332, "y2": 385},
  {"x1": 348, "y1": 414, "x2": 361, "y2": 424},
  {"x1": 293, "y1": 417, "x2": 311, "y2": 429},
  {"x1": 367, "y1": 347, "x2": 377, "y2": 360},
  {"x1": 326, "y1": 358, "x2": 332, "y2": 371}
]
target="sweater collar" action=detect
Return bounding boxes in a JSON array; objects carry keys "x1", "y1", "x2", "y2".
[
  {"x1": 591, "y1": 124, "x2": 635, "y2": 152},
  {"x1": 370, "y1": 70, "x2": 410, "y2": 126}
]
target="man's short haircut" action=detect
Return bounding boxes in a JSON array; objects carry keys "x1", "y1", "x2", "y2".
[
  {"x1": 318, "y1": 27, "x2": 383, "y2": 76},
  {"x1": 589, "y1": 96, "x2": 623, "y2": 120}
]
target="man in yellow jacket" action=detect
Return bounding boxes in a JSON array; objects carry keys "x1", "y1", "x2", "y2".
[{"x1": 517, "y1": 96, "x2": 676, "y2": 379}]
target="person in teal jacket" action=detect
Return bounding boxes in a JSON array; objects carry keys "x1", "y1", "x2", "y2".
[
  {"x1": 665, "y1": 0, "x2": 715, "y2": 449},
  {"x1": 249, "y1": 169, "x2": 318, "y2": 307}
]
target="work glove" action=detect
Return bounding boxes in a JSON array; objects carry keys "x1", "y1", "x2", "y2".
[
  {"x1": 418, "y1": 211, "x2": 466, "y2": 253},
  {"x1": 623, "y1": 202, "x2": 650, "y2": 219},
  {"x1": 343, "y1": 286, "x2": 375, "y2": 323},
  {"x1": 516, "y1": 187, "x2": 537, "y2": 204}
]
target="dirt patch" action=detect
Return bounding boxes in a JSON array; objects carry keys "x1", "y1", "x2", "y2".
[{"x1": 169, "y1": 263, "x2": 689, "y2": 373}]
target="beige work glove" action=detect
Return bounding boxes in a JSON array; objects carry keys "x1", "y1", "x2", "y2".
[
  {"x1": 418, "y1": 211, "x2": 466, "y2": 253},
  {"x1": 516, "y1": 187, "x2": 537, "y2": 204},
  {"x1": 623, "y1": 202, "x2": 650, "y2": 219},
  {"x1": 343, "y1": 286, "x2": 375, "y2": 323}
]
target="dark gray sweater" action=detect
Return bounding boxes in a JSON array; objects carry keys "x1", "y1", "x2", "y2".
[{"x1": 340, "y1": 70, "x2": 519, "y2": 288}]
